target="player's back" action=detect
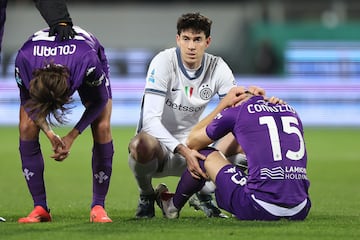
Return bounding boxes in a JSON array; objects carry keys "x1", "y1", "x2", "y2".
[
  {"x1": 20, "y1": 26, "x2": 96, "y2": 64},
  {"x1": 15, "y1": 26, "x2": 104, "y2": 93},
  {"x1": 234, "y1": 96, "x2": 310, "y2": 207}
]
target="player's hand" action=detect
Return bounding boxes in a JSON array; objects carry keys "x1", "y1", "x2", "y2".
[
  {"x1": 222, "y1": 86, "x2": 248, "y2": 108},
  {"x1": 47, "y1": 130, "x2": 65, "y2": 152},
  {"x1": 49, "y1": 23, "x2": 76, "y2": 40},
  {"x1": 265, "y1": 96, "x2": 286, "y2": 105},
  {"x1": 61, "y1": 134, "x2": 75, "y2": 153},
  {"x1": 248, "y1": 85, "x2": 266, "y2": 96},
  {"x1": 46, "y1": 131, "x2": 69, "y2": 161},
  {"x1": 51, "y1": 149, "x2": 69, "y2": 162},
  {"x1": 176, "y1": 144, "x2": 208, "y2": 179},
  {"x1": 187, "y1": 150, "x2": 208, "y2": 180}
]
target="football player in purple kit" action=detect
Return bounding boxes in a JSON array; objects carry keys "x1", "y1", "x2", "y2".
[
  {"x1": 156, "y1": 86, "x2": 311, "y2": 220},
  {"x1": 0, "y1": 0, "x2": 75, "y2": 224},
  {"x1": 15, "y1": 26, "x2": 113, "y2": 223}
]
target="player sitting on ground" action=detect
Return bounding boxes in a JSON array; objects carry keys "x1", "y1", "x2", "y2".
[{"x1": 156, "y1": 86, "x2": 311, "y2": 220}]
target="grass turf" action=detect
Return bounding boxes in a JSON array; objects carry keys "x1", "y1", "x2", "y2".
[{"x1": 0, "y1": 126, "x2": 359, "y2": 240}]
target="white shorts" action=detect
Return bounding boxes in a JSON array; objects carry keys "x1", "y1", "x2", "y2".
[{"x1": 152, "y1": 142, "x2": 187, "y2": 178}]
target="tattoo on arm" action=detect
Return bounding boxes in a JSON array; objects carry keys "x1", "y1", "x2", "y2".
[{"x1": 35, "y1": 118, "x2": 52, "y2": 134}]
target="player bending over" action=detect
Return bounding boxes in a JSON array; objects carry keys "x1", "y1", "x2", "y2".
[{"x1": 15, "y1": 26, "x2": 113, "y2": 223}]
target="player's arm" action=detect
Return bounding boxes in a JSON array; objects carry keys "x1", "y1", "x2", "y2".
[
  {"x1": 187, "y1": 86, "x2": 247, "y2": 151},
  {"x1": 187, "y1": 87, "x2": 251, "y2": 150},
  {"x1": 34, "y1": 116, "x2": 68, "y2": 161},
  {"x1": 34, "y1": 0, "x2": 72, "y2": 26},
  {"x1": 21, "y1": 97, "x2": 68, "y2": 161},
  {"x1": 34, "y1": 0, "x2": 76, "y2": 40},
  {"x1": 74, "y1": 67, "x2": 109, "y2": 134},
  {"x1": 142, "y1": 93, "x2": 208, "y2": 179},
  {"x1": 20, "y1": 103, "x2": 68, "y2": 161},
  {"x1": 15, "y1": 54, "x2": 67, "y2": 160},
  {"x1": 142, "y1": 93, "x2": 181, "y2": 152},
  {"x1": 141, "y1": 51, "x2": 183, "y2": 152},
  {"x1": 189, "y1": 86, "x2": 247, "y2": 136}
]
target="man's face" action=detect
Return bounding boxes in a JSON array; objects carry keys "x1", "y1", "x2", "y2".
[{"x1": 176, "y1": 29, "x2": 211, "y2": 69}]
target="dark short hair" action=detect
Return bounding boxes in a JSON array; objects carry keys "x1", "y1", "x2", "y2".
[
  {"x1": 25, "y1": 63, "x2": 73, "y2": 126},
  {"x1": 177, "y1": 12, "x2": 212, "y2": 38}
]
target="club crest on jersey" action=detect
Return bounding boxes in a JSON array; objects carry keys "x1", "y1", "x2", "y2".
[{"x1": 199, "y1": 84, "x2": 212, "y2": 100}]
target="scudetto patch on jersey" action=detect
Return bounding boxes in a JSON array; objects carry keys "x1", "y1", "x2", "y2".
[{"x1": 185, "y1": 86, "x2": 193, "y2": 99}]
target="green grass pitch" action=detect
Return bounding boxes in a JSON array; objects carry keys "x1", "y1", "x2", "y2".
[{"x1": 0, "y1": 126, "x2": 359, "y2": 240}]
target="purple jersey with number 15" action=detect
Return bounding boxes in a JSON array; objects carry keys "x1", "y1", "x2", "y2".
[{"x1": 206, "y1": 95, "x2": 310, "y2": 207}]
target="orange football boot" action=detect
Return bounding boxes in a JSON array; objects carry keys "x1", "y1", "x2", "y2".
[
  {"x1": 18, "y1": 206, "x2": 52, "y2": 223},
  {"x1": 90, "y1": 205, "x2": 112, "y2": 223}
]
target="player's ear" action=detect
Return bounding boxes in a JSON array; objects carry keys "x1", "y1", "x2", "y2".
[
  {"x1": 205, "y1": 36, "x2": 212, "y2": 47},
  {"x1": 176, "y1": 34, "x2": 181, "y2": 47}
]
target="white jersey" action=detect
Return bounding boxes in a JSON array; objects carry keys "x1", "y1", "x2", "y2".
[{"x1": 138, "y1": 47, "x2": 236, "y2": 151}]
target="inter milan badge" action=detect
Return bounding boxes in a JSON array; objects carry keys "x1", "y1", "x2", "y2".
[{"x1": 199, "y1": 84, "x2": 212, "y2": 100}]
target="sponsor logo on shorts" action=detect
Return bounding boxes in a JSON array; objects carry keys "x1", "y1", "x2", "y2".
[
  {"x1": 260, "y1": 166, "x2": 308, "y2": 180},
  {"x1": 224, "y1": 166, "x2": 237, "y2": 174}
]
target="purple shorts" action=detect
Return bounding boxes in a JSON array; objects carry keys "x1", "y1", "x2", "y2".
[{"x1": 214, "y1": 164, "x2": 311, "y2": 221}]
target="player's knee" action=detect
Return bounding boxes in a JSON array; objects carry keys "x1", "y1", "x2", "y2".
[
  {"x1": 92, "y1": 120, "x2": 111, "y2": 136},
  {"x1": 128, "y1": 134, "x2": 156, "y2": 164},
  {"x1": 19, "y1": 120, "x2": 38, "y2": 139},
  {"x1": 95, "y1": 119, "x2": 111, "y2": 132},
  {"x1": 91, "y1": 119, "x2": 112, "y2": 143}
]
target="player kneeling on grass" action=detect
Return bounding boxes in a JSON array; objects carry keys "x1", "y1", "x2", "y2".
[
  {"x1": 15, "y1": 26, "x2": 113, "y2": 223},
  {"x1": 156, "y1": 86, "x2": 311, "y2": 220}
]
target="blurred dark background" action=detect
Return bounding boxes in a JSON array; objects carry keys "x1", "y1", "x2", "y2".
[
  {"x1": 3, "y1": 0, "x2": 360, "y2": 78},
  {"x1": 1, "y1": 0, "x2": 360, "y2": 126}
]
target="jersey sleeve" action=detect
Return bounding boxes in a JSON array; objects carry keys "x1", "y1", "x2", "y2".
[
  {"x1": 141, "y1": 50, "x2": 182, "y2": 151},
  {"x1": 14, "y1": 50, "x2": 32, "y2": 105},
  {"x1": 74, "y1": 52, "x2": 110, "y2": 133},
  {"x1": 141, "y1": 93, "x2": 181, "y2": 151},
  {"x1": 34, "y1": 0, "x2": 73, "y2": 26},
  {"x1": 144, "y1": 50, "x2": 173, "y2": 96},
  {"x1": 74, "y1": 26, "x2": 110, "y2": 80},
  {"x1": 214, "y1": 57, "x2": 237, "y2": 99},
  {"x1": 206, "y1": 107, "x2": 237, "y2": 141}
]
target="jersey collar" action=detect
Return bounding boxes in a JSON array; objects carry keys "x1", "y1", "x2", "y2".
[{"x1": 176, "y1": 48, "x2": 204, "y2": 80}]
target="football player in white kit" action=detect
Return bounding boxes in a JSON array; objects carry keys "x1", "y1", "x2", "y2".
[{"x1": 128, "y1": 12, "x2": 246, "y2": 219}]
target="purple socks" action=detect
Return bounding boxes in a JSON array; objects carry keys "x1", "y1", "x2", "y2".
[
  {"x1": 172, "y1": 147, "x2": 217, "y2": 210},
  {"x1": 20, "y1": 139, "x2": 114, "y2": 211},
  {"x1": 19, "y1": 139, "x2": 48, "y2": 211},
  {"x1": 91, "y1": 141, "x2": 114, "y2": 208}
]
